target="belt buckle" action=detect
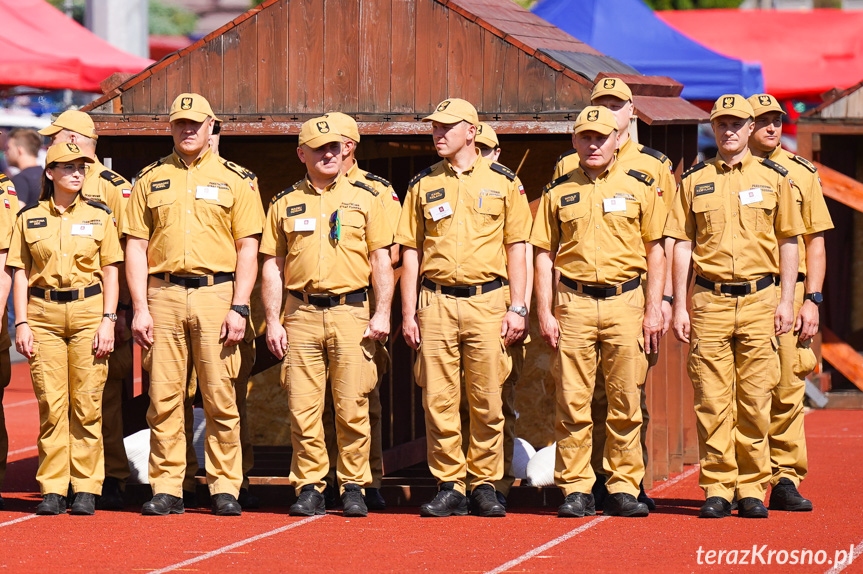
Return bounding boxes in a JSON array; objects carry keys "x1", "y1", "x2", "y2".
[{"x1": 614, "y1": 283, "x2": 623, "y2": 296}]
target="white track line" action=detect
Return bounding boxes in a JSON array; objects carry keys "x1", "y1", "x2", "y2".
[
  {"x1": 148, "y1": 514, "x2": 325, "y2": 574},
  {"x1": 7, "y1": 446, "x2": 37, "y2": 457},
  {"x1": 3, "y1": 399, "x2": 37, "y2": 408},
  {"x1": 825, "y1": 538, "x2": 863, "y2": 574},
  {"x1": 0, "y1": 515, "x2": 39, "y2": 529},
  {"x1": 485, "y1": 465, "x2": 700, "y2": 574}
]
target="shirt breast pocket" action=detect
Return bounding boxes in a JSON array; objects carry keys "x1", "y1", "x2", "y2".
[
  {"x1": 606, "y1": 200, "x2": 640, "y2": 236},
  {"x1": 23, "y1": 226, "x2": 52, "y2": 262},
  {"x1": 473, "y1": 194, "x2": 504, "y2": 228},
  {"x1": 197, "y1": 190, "x2": 235, "y2": 226},
  {"x1": 742, "y1": 190, "x2": 777, "y2": 232},
  {"x1": 692, "y1": 195, "x2": 725, "y2": 236},
  {"x1": 340, "y1": 209, "x2": 367, "y2": 247},
  {"x1": 422, "y1": 200, "x2": 452, "y2": 237},
  {"x1": 146, "y1": 190, "x2": 177, "y2": 227},
  {"x1": 559, "y1": 201, "x2": 590, "y2": 241},
  {"x1": 75, "y1": 224, "x2": 105, "y2": 262},
  {"x1": 282, "y1": 216, "x2": 314, "y2": 254}
]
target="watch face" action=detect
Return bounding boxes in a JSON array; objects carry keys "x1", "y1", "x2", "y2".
[{"x1": 812, "y1": 293, "x2": 824, "y2": 304}]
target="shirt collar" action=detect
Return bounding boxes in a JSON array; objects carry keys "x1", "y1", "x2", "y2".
[
  {"x1": 444, "y1": 153, "x2": 483, "y2": 176},
  {"x1": 171, "y1": 146, "x2": 214, "y2": 170},
  {"x1": 48, "y1": 193, "x2": 81, "y2": 215},
  {"x1": 716, "y1": 149, "x2": 755, "y2": 172}
]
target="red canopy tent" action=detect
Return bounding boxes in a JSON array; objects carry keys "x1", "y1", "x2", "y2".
[
  {"x1": 658, "y1": 9, "x2": 863, "y2": 100},
  {"x1": 0, "y1": 0, "x2": 153, "y2": 92}
]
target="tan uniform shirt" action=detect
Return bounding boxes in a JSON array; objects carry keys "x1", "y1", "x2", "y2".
[
  {"x1": 664, "y1": 151, "x2": 806, "y2": 283},
  {"x1": 0, "y1": 174, "x2": 19, "y2": 351},
  {"x1": 765, "y1": 147, "x2": 834, "y2": 276},
  {"x1": 395, "y1": 156, "x2": 532, "y2": 286},
  {"x1": 260, "y1": 174, "x2": 393, "y2": 294},
  {"x1": 8, "y1": 195, "x2": 123, "y2": 289},
  {"x1": 554, "y1": 138, "x2": 677, "y2": 211},
  {"x1": 122, "y1": 149, "x2": 265, "y2": 275},
  {"x1": 82, "y1": 159, "x2": 131, "y2": 238},
  {"x1": 346, "y1": 162, "x2": 403, "y2": 232},
  {"x1": 531, "y1": 160, "x2": 666, "y2": 284}
]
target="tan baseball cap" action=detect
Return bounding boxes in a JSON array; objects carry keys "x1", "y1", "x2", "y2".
[
  {"x1": 39, "y1": 110, "x2": 98, "y2": 140},
  {"x1": 475, "y1": 123, "x2": 499, "y2": 148},
  {"x1": 591, "y1": 77, "x2": 632, "y2": 102},
  {"x1": 169, "y1": 93, "x2": 220, "y2": 123},
  {"x1": 298, "y1": 117, "x2": 344, "y2": 148},
  {"x1": 45, "y1": 142, "x2": 95, "y2": 165},
  {"x1": 710, "y1": 94, "x2": 754, "y2": 121},
  {"x1": 323, "y1": 112, "x2": 360, "y2": 143},
  {"x1": 573, "y1": 106, "x2": 618, "y2": 136},
  {"x1": 747, "y1": 93, "x2": 784, "y2": 117},
  {"x1": 423, "y1": 98, "x2": 479, "y2": 126}
]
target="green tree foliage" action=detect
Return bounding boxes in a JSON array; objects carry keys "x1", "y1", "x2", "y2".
[{"x1": 46, "y1": 0, "x2": 197, "y2": 35}]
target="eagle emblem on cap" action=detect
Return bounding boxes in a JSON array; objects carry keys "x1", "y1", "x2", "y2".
[
  {"x1": 758, "y1": 95, "x2": 772, "y2": 106},
  {"x1": 67, "y1": 143, "x2": 80, "y2": 153},
  {"x1": 436, "y1": 100, "x2": 451, "y2": 112},
  {"x1": 722, "y1": 96, "x2": 735, "y2": 109},
  {"x1": 587, "y1": 110, "x2": 599, "y2": 122},
  {"x1": 477, "y1": 124, "x2": 484, "y2": 134},
  {"x1": 316, "y1": 121, "x2": 330, "y2": 133},
  {"x1": 181, "y1": 97, "x2": 193, "y2": 110},
  {"x1": 603, "y1": 79, "x2": 616, "y2": 89}
]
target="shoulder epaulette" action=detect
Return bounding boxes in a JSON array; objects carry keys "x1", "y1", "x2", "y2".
[
  {"x1": 555, "y1": 148, "x2": 578, "y2": 164},
  {"x1": 0, "y1": 173, "x2": 9, "y2": 184},
  {"x1": 490, "y1": 162, "x2": 516, "y2": 181},
  {"x1": 639, "y1": 145, "x2": 669, "y2": 164},
  {"x1": 626, "y1": 169, "x2": 655, "y2": 187},
  {"x1": 762, "y1": 158, "x2": 788, "y2": 177},
  {"x1": 542, "y1": 172, "x2": 572, "y2": 194},
  {"x1": 682, "y1": 161, "x2": 708, "y2": 180},
  {"x1": 351, "y1": 180, "x2": 378, "y2": 196},
  {"x1": 136, "y1": 159, "x2": 164, "y2": 180},
  {"x1": 270, "y1": 180, "x2": 303, "y2": 205},
  {"x1": 408, "y1": 166, "x2": 434, "y2": 189},
  {"x1": 364, "y1": 172, "x2": 391, "y2": 188},
  {"x1": 99, "y1": 169, "x2": 126, "y2": 187},
  {"x1": 85, "y1": 200, "x2": 112, "y2": 214},
  {"x1": 17, "y1": 203, "x2": 39, "y2": 217},
  {"x1": 221, "y1": 158, "x2": 255, "y2": 180},
  {"x1": 791, "y1": 155, "x2": 817, "y2": 173}
]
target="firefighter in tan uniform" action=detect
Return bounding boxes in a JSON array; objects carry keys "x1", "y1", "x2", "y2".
[
  {"x1": 553, "y1": 78, "x2": 676, "y2": 510},
  {"x1": 39, "y1": 110, "x2": 133, "y2": 510},
  {"x1": 667, "y1": 95, "x2": 805, "y2": 519},
  {"x1": 396, "y1": 98, "x2": 531, "y2": 518},
  {"x1": 318, "y1": 112, "x2": 401, "y2": 511},
  {"x1": 124, "y1": 93, "x2": 265, "y2": 517},
  {"x1": 0, "y1": 173, "x2": 18, "y2": 511},
  {"x1": 261, "y1": 117, "x2": 394, "y2": 518},
  {"x1": 532, "y1": 107, "x2": 666, "y2": 518},
  {"x1": 9, "y1": 143, "x2": 122, "y2": 515},
  {"x1": 747, "y1": 93, "x2": 833, "y2": 512}
]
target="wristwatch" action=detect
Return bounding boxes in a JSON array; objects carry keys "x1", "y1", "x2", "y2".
[
  {"x1": 804, "y1": 292, "x2": 824, "y2": 306},
  {"x1": 230, "y1": 304, "x2": 251, "y2": 317},
  {"x1": 662, "y1": 295, "x2": 674, "y2": 305},
  {"x1": 508, "y1": 305, "x2": 528, "y2": 317},
  {"x1": 103, "y1": 313, "x2": 118, "y2": 322}
]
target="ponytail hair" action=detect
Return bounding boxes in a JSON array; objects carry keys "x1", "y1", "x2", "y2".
[{"x1": 39, "y1": 164, "x2": 56, "y2": 202}]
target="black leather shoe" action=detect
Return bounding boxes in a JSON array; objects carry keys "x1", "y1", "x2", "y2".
[
  {"x1": 98, "y1": 477, "x2": 124, "y2": 510},
  {"x1": 604, "y1": 492, "x2": 649, "y2": 517},
  {"x1": 342, "y1": 484, "x2": 368, "y2": 517},
  {"x1": 495, "y1": 490, "x2": 508, "y2": 510},
  {"x1": 323, "y1": 483, "x2": 340, "y2": 510},
  {"x1": 769, "y1": 478, "x2": 813, "y2": 511},
  {"x1": 470, "y1": 485, "x2": 506, "y2": 517},
  {"x1": 290, "y1": 485, "x2": 326, "y2": 516},
  {"x1": 699, "y1": 496, "x2": 731, "y2": 518},
  {"x1": 211, "y1": 493, "x2": 242, "y2": 516},
  {"x1": 738, "y1": 497, "x2": 768, "y2": 518},
  {"x1": 637, "y1": 481, "x2": 656, "y2": 511},
  {"x1": 364, "y1": 487, "x2": 387, "y2": 511},
  {"x1": 419, "y1": 482, "x2": 468, "y2": 517},
  {"x1": 142, "y1": 493, "x2": 185, "y2": 515},
  {"x1": 70, "y1": 492, "x2": 96, "y2": 515},
  {"x1": 558, "y1": 492, "x2": 596, "y2": 518},
  {"x1": 591, "y1": 474, "x2": 608, "y2": 511},
  {"x1": 183, "y1": 489, "x2": 199, "y2": 509},
  {"x1": 238, "y1": 488, "x2": 261, "y2": 510},
  {"x1": 36, "y1": 493, "x2": 66, "y2": 515},
  {"x1": 0, "y1": 493, "x2": 5, "y2": 510}
]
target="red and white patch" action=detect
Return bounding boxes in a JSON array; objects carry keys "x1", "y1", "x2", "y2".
[
  {"x1": 391, "y1": 190, "x2": 399, "y2": 201},
  {"x1": 656, "y1": 187, "x2": 663, "y2": 197},
  {"x1": 7, "y1": 186, "x2": 16, "y2": 196},
  {"x1": 122, "y1": 188, "x2": 131, "y2": 198},
  {"x1": 3, "y1": 199, "x2": 9, "y2": 209},
  {"x1": 249, "y1": 182, "x2": 256, "y2": 191},
  {"x1": 518, "y1": 184, "x2": 525, "y2": 195}
]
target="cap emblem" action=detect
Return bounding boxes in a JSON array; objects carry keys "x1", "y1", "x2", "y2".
[
  {"x1": 67, "y1": 143, "x2": 80, "y2": 153},
  {"x1": 587, "y1": 110, "x2": 599, "y2": 122},
  {"x1": 722, "y1": 96, "x2": 735, "y2": 109},
  {"x1": 436, "y1": 100, "x2": 451, "y2": 112},
  {"x1": 603, "y1": 79, "x2": 616, "y2": 89},
  {"x1": 758, "y1": 95, "x2": 772, "y2": 106},
  {"x1": 181, "y1": 97, "x2": 193, "y2": 110},
  {"x1": 316, "y1": 121, "x2": 330, "y2": 133}
]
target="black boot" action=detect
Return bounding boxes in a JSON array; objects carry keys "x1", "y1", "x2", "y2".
[
  {"x1": 211, "y1": 493, "x2": 242, "y2": 516},
  {"x1": 637, "y1": 481, "x2": 656, "y2": 511},
  {"x1": 238, "y1": 488, "x2": 261, "y2": 510},
  {"x1": 36, "y1": 493, "x2": 66, "y2": 516},
  {"x1": 591, "y1": 474, "x2": 608, "y2": 511},
  {"x1": 419, "y1": 482, "x2": 468, "y2": 517},
  {"x1": 558, "y1": 492, "x2": 596, "y2": 518},
  {"x1": 737, "y1": 497, "x2": 768, "y2": 518},
  {"x1": 341, "y1": 484, "x2": 368, "y2": 517},
  {"x1": 364, "y1": 487, "x2": 387, "y2": 511},
  {"x1": 699, "y1": 496, "x2": 731, "y2": 518},
  {"x1": 183, "y1": 489, "x2": 199, "y2": 509},
  {"x1": 142, "y1": 493, "x2": 185, "y2": 515},
  {"x1": 323, "y1": 482, "x2": 340, "y2": 510},
  {"x1": 98, "y1": 477, "x2": 124, "y2": 510},
  {"x1": 769, "y1": 478, "x2": 813, "y2": 511},
  {"x1": 290, "y1": 485, "x2": 325, "y2": 517},
  {"x1": 70, "y1": 493, "x2": 96, "y2": 515},
  {"x1": 470, "y1": 485, "x2": 506, "y2": 517},
  {"x1": 604, "y1": 492, "x2": 649, "y2": 517},
  {"x1": 0, "y1": 493, "x2": 4, "y2": 510}
]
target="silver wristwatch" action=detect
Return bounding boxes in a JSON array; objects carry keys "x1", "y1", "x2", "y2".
[{"x1": 508, "y1": 305, "x2": 528, "y2": 317}]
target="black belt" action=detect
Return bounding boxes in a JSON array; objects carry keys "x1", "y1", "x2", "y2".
[
  {"x1": 696, "y1": 274, "x2": 775, "y2": 296},
  {"x1": 421, "y1": 277, "x2": 504, "y2": 298},
  {"x1": 559, "y1": 275, "x2": 641, "y2": 299},
  {"x1": 290, "y1": 288, "x2": 367, "y2": 308},
  {"x1": 152, "y1": 272, "x2": 234, "y2": 288},
  {"x1": 29, "y1": 283, "x2": 102, "y2": 302}
]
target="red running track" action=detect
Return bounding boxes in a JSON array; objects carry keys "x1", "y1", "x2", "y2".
[{"x1": 2, "y1": 362, "x2": 863, "y2": 573}]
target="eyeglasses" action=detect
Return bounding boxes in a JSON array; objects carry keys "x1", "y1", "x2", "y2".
[
  {"x1": 53, "y1": 163, "x2": 89, "y2": 175},
  {"x1": 329, "y1": 209, "x2": 341, "y2": 241}
]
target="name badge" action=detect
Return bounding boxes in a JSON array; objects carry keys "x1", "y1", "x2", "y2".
[
  {"x1": 603, "y1": 197, "x2": 627, "y2": 213},
  {"x1": 294, "y1": 218, "x2": 316, "y2": 232},
  {"x1": 430, "y1": 201, "x2": 453, "y2": 222},
  {"x1": 195, "y1": 186, "x2": 219, "y2": 200},
  {"x1": 739, "y1": 188, "x2": 763, "y2": 206},
  {"x1": 71, "y1": 224, "x2": 93, "y2": 236}
]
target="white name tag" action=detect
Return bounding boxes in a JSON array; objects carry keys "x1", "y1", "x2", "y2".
[
  {"x1": 294, "y1": 218, "x2": 316, "y2": 232},
  {"x1": 603, "y1": 197, "x2": 627, "y2": 213},
  {"x1": 70, "y1": 224, "x2": 93, "y2": 236},
  {"x1": 430, "y1": 202, "x2": 453, "y2": 222},
  {"x1": 195, "y1": 186, "x2": 219, "y2": 200},
  {"x1": 739, "y1": 188, "x2": 763, "y2": 205}
]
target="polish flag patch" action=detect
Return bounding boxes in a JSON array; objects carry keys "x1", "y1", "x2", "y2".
[
  {"x1": 122, "y1": 188, "x2": 131, "y2": 198},
  {"x1": 518, "y1": 184, "x2": 525, "y2": 195},
  {"x1": 3, "y1": 199, "x2": 9, "y2": 209},
  {"x1": 7, "y1": 186, "x2": 16, "y2": 196},
  {"x1": 391, "y1": 190, "x2": 399, "y2": 201}
]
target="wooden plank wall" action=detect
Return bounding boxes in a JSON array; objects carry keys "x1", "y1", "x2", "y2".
[{"x1": 119, "y1": 0, "x2": 592, "y2": 118}]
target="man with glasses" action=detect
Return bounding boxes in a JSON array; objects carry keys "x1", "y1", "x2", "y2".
[{"x1": 261, "y1": 117, "x2": 394, "y2": 518}]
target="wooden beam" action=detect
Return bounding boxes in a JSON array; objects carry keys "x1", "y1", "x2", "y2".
[
  {"x1": 821, "y1": 327, "x2": 863, "y2": 392},
  {"x1": 814, "y1": 160, "x2": 863, "y2": 213}
]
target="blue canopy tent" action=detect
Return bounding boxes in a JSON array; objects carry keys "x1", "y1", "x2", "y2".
[{"x1": 532, "y1": 0, "x2": 763, "y2": 100}]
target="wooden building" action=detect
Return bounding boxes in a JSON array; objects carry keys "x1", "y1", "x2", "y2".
[{"x1": 83, "y1": 0, "x2": 707, "y2": 491}]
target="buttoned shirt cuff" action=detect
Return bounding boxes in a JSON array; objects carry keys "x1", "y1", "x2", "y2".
[
  {"x1": 258, "y1": 246, "x2": 278, "y2": 257},
  {"x1": 804, "y1": 221, "x2": 834, "y2": 236},
  {"x1": 121, "y1": 227, "x2": 151, "y2": 240},
  {"x1": 232, "y1": 225, "x2": 264, "y2": 241},
  {"x1": 367, "y1": 239, "x2": 393, "y2": 252},
  {"x1": 528, "y1": 238, "x2": 552, "y2": 251},
  {"x1": 395, "y1": 236, "x2": 418, "y2": 249},
  {"x1": 662, "y1": 228, "x2": 691, "y2": 242},
  {"x1": 101, "y1": 254, "x2": 124, "y2": 266},
  {"x1": 503, "y1": 232, "x2": 531, "y2": 244},
  {"x1": 776, "y1": 225, "x2": 806, "y2": 240}
]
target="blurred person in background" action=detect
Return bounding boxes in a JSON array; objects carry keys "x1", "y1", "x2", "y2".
[{"x1": 5, "y1": 129, "x2": 43, "y2": 207}]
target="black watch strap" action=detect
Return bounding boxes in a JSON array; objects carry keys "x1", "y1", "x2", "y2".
[
  {"x1": 662, "y1": 295, "x2": 674, "y2": 305},
  {"x1": 230, "y1": 304, "x2": 251, "y2": 317},
  {"x1": 804, "y1": 292, "x2": 823, "y2": 306}
]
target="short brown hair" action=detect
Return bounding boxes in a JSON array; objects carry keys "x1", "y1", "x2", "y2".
[{"x1": 8, "y1": 128, "x2": 42, "y2": 158}]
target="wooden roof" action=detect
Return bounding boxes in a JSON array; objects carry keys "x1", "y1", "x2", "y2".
[
  {"x1": 83, "y1": 0, "x2": 703, "y2": 135},
  {"x1": 800, "y1": 79, "x2": 863, "y2": 125}
]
